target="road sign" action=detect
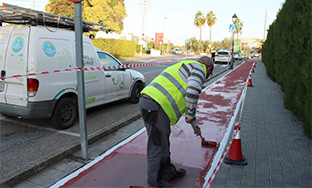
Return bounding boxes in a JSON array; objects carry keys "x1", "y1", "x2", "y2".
[
  {"x1": 185, "y1": 39, "x2": 189, "y2": 44},
  {"x1": 229, "y1": 24, "x2": 238, "y2": 33}
]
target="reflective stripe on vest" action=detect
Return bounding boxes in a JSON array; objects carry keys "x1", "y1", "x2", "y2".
[{"x1": 141, "y1": 61, "x2": 207, "y2": 125}]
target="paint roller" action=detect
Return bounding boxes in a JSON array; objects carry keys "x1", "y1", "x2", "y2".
[{"x1": 191, "y1": 120, "x2": 218, "y2": 147}]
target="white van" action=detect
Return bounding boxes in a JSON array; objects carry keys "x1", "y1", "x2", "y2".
[{"x1": 0, "y1": 25, "x2": 146, "y2": 129}]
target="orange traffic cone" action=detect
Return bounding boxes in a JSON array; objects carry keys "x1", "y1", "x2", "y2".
[
  {"x1": 251, "y1": 67, "x2": 255, "y2": 73},
  {"x1": 253, "y1": 62, "x2": 256, "y2": 68},
  {"x1": 247, "y1": 74, "x2": 253, "y2": 87},
  {"x1": 224, "y1": 123, "x2": 247, "y2": 165}
]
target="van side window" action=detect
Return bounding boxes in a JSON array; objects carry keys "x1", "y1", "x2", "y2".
[{"x1": 97, "y1": 52, "x2": 120, "y2": 67}]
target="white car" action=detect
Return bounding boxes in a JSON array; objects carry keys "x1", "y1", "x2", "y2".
[
  {"x1": 234, "y1": 52, "x2": 242, "y2": 60},
  {"x1": 172, "y1": 48, "x2": 183, "y2": 55},
  {"x1": 0, "y1": 25, "x2": 146, "y2": 129},
  {"x1": 250, "y1": 52, "x2": 259, "y2": 58},
  {"x1": 215, "y1": 50, "x2": 232, "y2": 64}
]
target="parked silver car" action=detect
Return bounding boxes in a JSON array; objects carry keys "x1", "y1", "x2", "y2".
[
  {"x1": 234, "y1": 52, "x2": 242, "y2": 60},
  {"x1": 215, "y1": 50, "x2": 232, "y2": 64}
]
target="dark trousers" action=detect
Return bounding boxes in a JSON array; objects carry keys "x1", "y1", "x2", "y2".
[{"x1": 139, "y1": 96, "x2": 176, "y2": 187}]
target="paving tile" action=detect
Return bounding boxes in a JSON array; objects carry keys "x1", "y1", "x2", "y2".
[
  {"x1": 13, "y1": 180, "x2": 44, "y2": 188},
  {"x1": 212, "y1": 61, "x2": 310, "y2": 187},
  {"x1": 284, "y1": 177, "x2": 301, "y2": 187},
  {"x1": 27, "y1": 174, "x2": 57, "y2": 187},
  {"x1": 39, "y1": 167, "x2": 69, "y2": 180}
]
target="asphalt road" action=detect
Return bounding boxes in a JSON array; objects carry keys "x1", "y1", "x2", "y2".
[{"x1": 0, "y1": 54, "x2": 236, "y2": 186}]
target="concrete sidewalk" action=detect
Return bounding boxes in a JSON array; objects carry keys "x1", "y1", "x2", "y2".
[{"x1": 211, "y1": 60, "x2": 311, "y2": 187}]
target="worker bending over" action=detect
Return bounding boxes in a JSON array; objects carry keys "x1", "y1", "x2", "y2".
[{"x1": 139, "y1": 56, "x2": 214, "y2": 187}]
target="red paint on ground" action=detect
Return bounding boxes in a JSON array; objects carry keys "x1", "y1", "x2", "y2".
[{"x1": 59, "y1": 61, "x2": 254, "y2": 188}]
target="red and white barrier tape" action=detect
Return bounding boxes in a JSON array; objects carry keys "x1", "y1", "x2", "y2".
[
  {"x1": 207, "y1": 126, "x2": 240, "y2": 186},
  {"x1": 0, "y1": 61, "x2": 177, "y2": 80}
]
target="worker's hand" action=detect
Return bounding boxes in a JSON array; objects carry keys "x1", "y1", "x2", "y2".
[
  {"x1": 192, "y1": 125, "x2": 201, "y2": 136},
  {"x1": 188, "y1": 118, "x2": 201, "y2": 136},
  {"x1": 185, "y1": 117, "x2": 195, "y2": 123}
]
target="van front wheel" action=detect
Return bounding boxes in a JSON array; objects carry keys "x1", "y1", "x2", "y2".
[
  {"x1": 51, "y1": 97, "x2": 77, "y2": 129},
  {"x1": 129, "y1": 82, "x2": 144, "y2": 103}
]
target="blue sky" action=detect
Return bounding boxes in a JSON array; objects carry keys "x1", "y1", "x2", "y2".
[{"x1": 3, "y1": 0, "x2": 285, "y2": 45}]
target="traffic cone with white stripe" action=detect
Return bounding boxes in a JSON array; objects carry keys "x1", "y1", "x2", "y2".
[
  {"x1": 253, "y1": 62, "x2": 256, "y2": 68},
  {"x1": 251, "y1": 66, "x2": 255, "y2": 73},
  {"x1": 247, "y1": 74, "x2": 253, "y2": 87},
  {"x1": 224, "y1": 123, "x2": 247, "y2": 165}
]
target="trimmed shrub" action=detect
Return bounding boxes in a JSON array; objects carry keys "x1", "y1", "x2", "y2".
[
  {"x1": 262, "y1": 0, "x2": 311, "y2": 138},
  {"x1": 92, "y1": 38, "x2": 136, "y2": 58}
]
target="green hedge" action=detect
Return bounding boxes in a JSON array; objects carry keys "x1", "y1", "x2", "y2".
[
  {"x1": 92, "y1": 38, "x2": 136, "y2": 58},
  {"x1": 262, "y1": 0, "x2": 311, "y2": 138}
]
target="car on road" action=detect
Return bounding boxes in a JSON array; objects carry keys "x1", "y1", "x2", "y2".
[
  {"x1": 215, "y1": 50, "x2": 232, "y2": 64},
  {"x1": 172, "y1": 48, "x2": 183, "y2": 55},
  {"x1": 234, "y1": 52, "x2": 242, "y2": 60},
  {"x1": 250, "y1": 52, "x2": 260, "y2": 58},
  {"x1": 0, "y1": 24, "x2": 146, "y2": 130}
]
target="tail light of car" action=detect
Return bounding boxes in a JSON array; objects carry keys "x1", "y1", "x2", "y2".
[
  {"x1": 216, "y1": 54, "x2": 219, "y2": 57},
  {"x1": 27, "y1": 78, "x2": 39, "y2": 97}
]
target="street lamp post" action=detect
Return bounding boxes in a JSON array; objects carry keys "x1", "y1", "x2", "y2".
[{"x1": 230, "y1": 13, "x2": 237, "y2": 69}]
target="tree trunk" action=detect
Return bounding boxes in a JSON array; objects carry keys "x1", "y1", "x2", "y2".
[
  {"x1": 209, "y1": 26, "x2": 212, "y2": 42},
  {"x1": 200, "y1": 26, "x2": 202, "y2": 41}
]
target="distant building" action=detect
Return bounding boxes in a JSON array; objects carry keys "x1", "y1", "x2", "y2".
[{"x1": 155, "y1": 33, "x2": 164, "y2": 44}]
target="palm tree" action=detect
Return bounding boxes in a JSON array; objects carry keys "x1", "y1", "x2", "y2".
[
  {"x1": 194, "y1": 11, "x2": 205, "y2": 41},
  {"x1": 206, "y1": 11, "x2": 217, "y2": 42},
  {"x1": 234, "y1": 18, "x2": 243, "y2": 39}
]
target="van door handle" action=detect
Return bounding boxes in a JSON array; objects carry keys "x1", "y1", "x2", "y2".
[
  {"x1": 105, "y1": 74, "x2": 111, "y2": 77},
  {"x1": 1, "y1": 70, "x2": 5, "y2": 80}
]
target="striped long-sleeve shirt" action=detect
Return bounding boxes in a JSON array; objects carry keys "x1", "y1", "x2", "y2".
[{"x1": 178, "y1": 63, "x2": 206, "y2": 120}]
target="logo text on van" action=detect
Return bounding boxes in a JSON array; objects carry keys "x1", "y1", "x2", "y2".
[
  {"x1": 42, "y1": 41, "x2": 56, "y2": 57},
  {"x1": 12, "y1": 37, "x2": 24, "y2": 53}
]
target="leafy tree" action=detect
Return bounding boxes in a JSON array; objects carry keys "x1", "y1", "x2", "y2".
[
  {"x1": 188, "y1": 37, "x2": 199, "y2": 52},
  {"x1": 45, "y1": 0, "x2": 127, "y2": 34},
  {"x1": 147, "y1": 41, "x2": 154, "y2": 49},
  {"x1": 206, "y1": 11, "x2": 217, "y2": 42},
  {"x1": 194, "y1": 11, "x2": 205, "y2": 41},
  {"x1": 263, "y1": 0, "x2": 311, "y2": 138},
  {"x1": 234, "y1": 18, "x2": 243, "y2": 39},
  {"x1": 212, "y1": 41, "x2": 222, "y2": 51},
  {"x1": 45, "y1": 0, "x2": 74, "y2": 17},
  {"x1": 221, "y1": 37, "x2": 231, "y2": 50},
  {"x1": 199, "y1": 40, "x2": 210, "y2": 53}
]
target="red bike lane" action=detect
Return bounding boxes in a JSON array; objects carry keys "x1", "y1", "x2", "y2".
[{"x1": 52, "y1": 61, "x2": 254, "y2": 188}]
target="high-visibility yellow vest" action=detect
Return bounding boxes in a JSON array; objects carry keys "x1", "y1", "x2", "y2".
[{"x1": 141, "y1": 61, "x2": 207, "y2": 125}]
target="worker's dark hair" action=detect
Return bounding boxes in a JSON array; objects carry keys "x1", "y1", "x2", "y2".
[{"x1": 198, "y1": 56, "x2": 214, "y2": 71}]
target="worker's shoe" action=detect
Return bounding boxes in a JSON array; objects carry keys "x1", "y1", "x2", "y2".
[
  {"x1": 166, "y1": 168, "x2": 186, "y2": 182},
  {"x1": 174, "y1": 168, "x2": 186, "y2": 178}
]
